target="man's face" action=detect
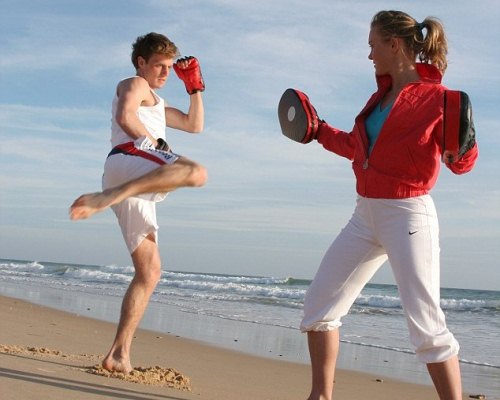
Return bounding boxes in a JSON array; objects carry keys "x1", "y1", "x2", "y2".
[{"x1": 137, "y1": 53, "x2": 174, "y2": 89}]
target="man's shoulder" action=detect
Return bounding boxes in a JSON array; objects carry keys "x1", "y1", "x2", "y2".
[
  {"x1": 118, "y1": 76, "x2": 149, "y2": 88},
  {"x1": 116, "y1": 76, "x2": 150, "y2": 97}
]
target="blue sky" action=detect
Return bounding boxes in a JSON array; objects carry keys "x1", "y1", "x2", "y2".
[{"x1": 1, "y1": 1, "x2": 499, "y2": 290}]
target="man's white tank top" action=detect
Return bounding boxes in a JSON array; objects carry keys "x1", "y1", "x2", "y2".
[{"x1": 110, "y1": 80, "x2": 167, "y2": 148}]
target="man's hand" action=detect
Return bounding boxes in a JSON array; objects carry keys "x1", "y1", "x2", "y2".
[
  {"x1": 155, "y1": 138, "x2": 170, "y2": 151},
  {"x1": 173, "y1": 56, "x2": 205, "y2": 95}
]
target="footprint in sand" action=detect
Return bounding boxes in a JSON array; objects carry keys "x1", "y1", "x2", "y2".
[
  {"x1": 0, "y1": 344, "x2": 191, "y2": 391},
  {"x1": 85, "y1": 365, "x2": 191, "y2": 390}
]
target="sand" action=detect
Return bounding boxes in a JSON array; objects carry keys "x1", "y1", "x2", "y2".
[{"x1": 0, "y1": 294, "x2": 474, "y2": 399}]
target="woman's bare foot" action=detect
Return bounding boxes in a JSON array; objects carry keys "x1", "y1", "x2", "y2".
[
  {"x1": 69, "y1": 191, "x2": 114, "y2": 220},
  {"x1": 102, "y1": 353, "x2": 133, "y2": 374}
]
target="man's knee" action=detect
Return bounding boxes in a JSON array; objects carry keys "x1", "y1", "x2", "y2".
[
  {"x1": 134, "y1": 262, "x2": 161, "y2": 288},
  {"x1": 188, "y1": 163, "x2": 208, "y2": 187},
  {"x1": 147, "y1": 265, "x2": 162, "y2": 286},
  {"x1": 131, "y1": 236, "x2": 162, "y2": 287}
]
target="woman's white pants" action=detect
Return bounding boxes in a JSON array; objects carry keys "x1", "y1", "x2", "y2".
[{"x1": 300, "y1": 195, "x2": 459, "y2": 363}]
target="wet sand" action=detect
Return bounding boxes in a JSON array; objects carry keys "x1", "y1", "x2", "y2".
[{"x1": 0, "y1": 295, "x2": 469, "y2": 399}]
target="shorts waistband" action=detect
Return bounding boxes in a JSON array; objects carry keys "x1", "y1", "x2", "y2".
[
  {"x1": 108, "y1": 142, "x2": 135, "y2": 158},
  {"x1": 107, "y1": 142, "x2": 169, "y2": 166}
]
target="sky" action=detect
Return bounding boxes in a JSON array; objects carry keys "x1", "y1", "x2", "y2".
[{"x1": 1, "y1": 0, "x2": 499, "y2": 290}]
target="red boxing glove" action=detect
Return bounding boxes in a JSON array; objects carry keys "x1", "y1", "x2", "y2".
[{"x1": 173, "y1": 56, "x2": 205, "y2": 95}]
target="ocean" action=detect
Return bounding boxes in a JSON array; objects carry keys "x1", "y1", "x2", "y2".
[{"x1": 0, "y1": 258, "x2": 498, "y2": 397}]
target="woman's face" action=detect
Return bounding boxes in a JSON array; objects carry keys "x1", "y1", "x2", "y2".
[{"x1": 368, "y1": 27, "x2": 395, "y2": 76}]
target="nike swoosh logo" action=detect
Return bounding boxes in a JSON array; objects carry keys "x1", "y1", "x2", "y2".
[{"x1": 409, "y1": 231, "x2": 418, "y2": 235}]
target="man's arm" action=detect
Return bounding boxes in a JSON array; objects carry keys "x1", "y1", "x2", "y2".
[
  {"x1": 166, "y1": 56, "x2": 205, "y2": 133},
  {"x1": 165, "y1": 91, "x2": 204, "y2": 133},
  {"x1": 115, "y1": 77, "x2": 160, "y2": 145}
]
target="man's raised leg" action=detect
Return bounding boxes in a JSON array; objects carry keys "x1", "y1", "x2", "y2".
[
  {"x1": 70, "y1": 158, "x2": 207, "y2": 220},
  {"x1": 102, "y1": 234, "x2": 161, "y2": 373}
]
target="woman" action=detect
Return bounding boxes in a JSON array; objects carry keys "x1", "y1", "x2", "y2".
[{"x1": 301, "y1": 10, "x2": 478, "y2": 400}]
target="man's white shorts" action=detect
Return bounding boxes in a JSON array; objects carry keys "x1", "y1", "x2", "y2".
[{"x1": 102, "y1": 137, "x2": 180, "y2": 254}]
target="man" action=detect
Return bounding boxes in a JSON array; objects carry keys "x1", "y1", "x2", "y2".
[{"x1": 69, "y1": 32, "x2": 207, "y2": 373}]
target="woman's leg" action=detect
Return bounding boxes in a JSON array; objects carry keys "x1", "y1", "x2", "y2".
[
  {"x1": 427, "y1": 356, "x2": 462, "y2": 400},
  {"x1": 307, "y1": 330, "x2": 340, "y2": 400},
  {"x1": 302, "y1": 198, "x2": 387, "y2": 399},
  {"x1": 380, "y1": 196, "x2": 462, "y2": 398}
]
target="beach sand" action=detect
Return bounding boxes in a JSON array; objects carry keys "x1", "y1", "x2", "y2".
[{"x1": 0, "y1": 295, "x2": 472, "y2": 400}]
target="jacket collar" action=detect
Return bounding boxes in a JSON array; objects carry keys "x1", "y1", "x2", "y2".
[{"x1": 375, "y1": 63, "x2": 443, "y2": 90}]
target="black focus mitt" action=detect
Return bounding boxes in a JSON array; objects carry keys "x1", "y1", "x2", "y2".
[
  {"x1": 278, "y1": 88, "x2": 320, "y2": 144},
  {"x1": 443, "y1": 90, "x2": 476, "y2": 163}
]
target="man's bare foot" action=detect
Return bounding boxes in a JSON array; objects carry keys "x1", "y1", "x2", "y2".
[
  {"x1": 69, "y1": 192, "x2": 114, "y2": 220},
  {"x1": 102, "y1": 354, "x2": 133, "y2": 374}
]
